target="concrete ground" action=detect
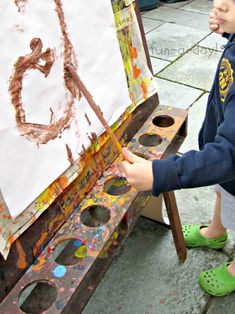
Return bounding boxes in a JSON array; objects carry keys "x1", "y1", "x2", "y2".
[{"x1": 82, "y1": 1, "x2": 235, "y2": 313}]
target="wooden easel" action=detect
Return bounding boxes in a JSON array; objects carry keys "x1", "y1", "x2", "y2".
[{"x1": 0, "y1": 1, "x2": 187, "y2": 313}]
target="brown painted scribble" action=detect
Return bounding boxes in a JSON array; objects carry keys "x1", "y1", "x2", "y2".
[
  {"x1": 9, "y1": 0, "x2": 80, "y2": 145},
  {"x1": 65, "y1": 143, "x2": 74, "y2": 165},
  {"x1": 88, "y1": 132, "x2": 97, "y2": 144},
  {"x1": 85, "y1": 113, "x2": 91, "y2": 125},
  {"x1": 14, "y1": 0, "x2": 28, "y2": 12},
  {"x1": 49, "y1": 108, "x2": 55, "y2": 124},
  {"x1": 54, "y1": 0, "x2": 80, "y2": 98},
  {"x1": 82, "y1": 144, "x2": 86, "y2": 156},
  {"x1": 67, "y1": 65, "x2": 124, "y2": 156}
]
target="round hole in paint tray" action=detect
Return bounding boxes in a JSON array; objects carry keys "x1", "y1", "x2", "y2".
[
  {"x1": 132, "y1": 151, "x2": 149, "y2": 159},
  {"x1": 138, "y1": 133, "x2": 162, "y2": 147},
  {"x1": 152, "y1": 115, "x2": 175, "y2": 128},
  {"x1": 104, "y1": 176, "x2": 131, "y2": 196},
  {"x1": 81, "y1": 205, "x2": 111, "y2": 227},
  {"x1": 52, "y1": 238, "x2": 87, "y2": 266},
  {"x1": 18, "y1": 280, "x2": 57, "y2": 314}
]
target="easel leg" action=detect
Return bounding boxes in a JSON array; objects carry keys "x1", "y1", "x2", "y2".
[{"x1": 162, "y1": 191, "x2": 187, "y2": 263}]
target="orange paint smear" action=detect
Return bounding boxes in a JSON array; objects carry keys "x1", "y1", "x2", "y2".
[
  {"x1": 33, "y1": 232, "x2": 48, "y2": 256},
  {"x1": 30, "y1": 254, "x2": 47, "y2": 272},
  {"x1": 0, "y1": 201, "x2": 5, "y2": 212},
  {"x1": 133, "y1": 64, "x2": 141, "y2": 79},
  {"x1": 16, "y1": 240, "x2": 27, "y2": 269},
  {"x1": 127, "y1": 41, "x2": 141, "y2": 79},
  {"x1": 141, "y1": 80, "x2": 148, "y2": 100},
  {"x1": 128, "y1": 42, "x2": 137, "y2": 59}
]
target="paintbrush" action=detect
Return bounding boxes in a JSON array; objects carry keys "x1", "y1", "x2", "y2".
[{"x1": 66, "y1": 64, "x2": 128, "y2": 161}]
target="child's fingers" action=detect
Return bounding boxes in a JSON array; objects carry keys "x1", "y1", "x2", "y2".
[
  {"x1": 209, "y1": 8, "x2": 223, "y2": 34},
  {"x1": 210, "y1": 23, "x2": 219, "y2": 31},
  {"x1": 210, "y1": 7, "x2": 217, "y2": 18},
  {"x1": 209, "y1": 12, "x2": 217, "y2": 19},
  {"x1": 119, "y1": 159, "x2": 153, "y2": 191},
  {"x1": 122, "y1": 148, "x2": 145, "y2": 163}
]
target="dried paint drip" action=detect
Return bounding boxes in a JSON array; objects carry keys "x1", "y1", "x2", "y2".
[
  {"x1": 9, "y1": 0, "x2": 79, "y2": 145},
  {"x1": 65, "y1": 143, "x2": 74, "y2": 165},
  {"x1": 88, "y1": 132, "x2": 97, "y2": 144}
]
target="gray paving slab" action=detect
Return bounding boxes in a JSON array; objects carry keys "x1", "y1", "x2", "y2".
[
  {"x1": 182, "y1": 0, "x2": 213, "y2": 14},
  {"x1": 158, "y1": 46, "x2": 222, "y2": 90},
  {"x1": 207, "y1": 293, "x2": 235, "y2": 314},
  {"x1": 146, "y1": 23, "x2": 209, "y2": 61},
  {"x1": 224, "y1": 229, "x2": 235, "y2": 257},
  {"x1": 175, "y1": 185, "x2": 215, "y2": 225},
  {"x1": 82, "y1": 217, "x2": 227, "y2": 314},
  {"x1": 142, "y1": 17, "x2": 164, "y2": 33},
  {"x1": 150, "y1": 57, "x2": 170, "y2": 74},
  {"x1": 199, "y1": 32, "x2": 228, "y2": 51},
  {"x1": 160, "y1": 0, "x2": 194, "y2": 9},
  {"x1": 179, "y1": 93, "x2": 208, "y2": 153},
  {"x1": 157, "y1": 77, "x2": 203, "y2": 109},
  {"x1": 144, "y1": 6, "x2": 210, "y2": 30}
]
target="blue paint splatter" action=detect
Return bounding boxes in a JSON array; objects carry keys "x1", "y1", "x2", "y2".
[
  {"x1": 73, "y1": 240, "x2": 83, "y2": 247},
  {"x1": 53, "y1": 265, "x2": 67, "y2": 278},
  {"x1": 55, "y1": 300, "x2": 64, "y2": 310}
]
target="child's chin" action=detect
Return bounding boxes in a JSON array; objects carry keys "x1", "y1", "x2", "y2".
[{"x1": 222, "y1": 25, "x2": 235, "y2": 34}]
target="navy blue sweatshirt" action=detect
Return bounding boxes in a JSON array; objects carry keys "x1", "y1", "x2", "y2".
[{"x1": 152, "y1": 34, "x2": 235, "y2": 197}]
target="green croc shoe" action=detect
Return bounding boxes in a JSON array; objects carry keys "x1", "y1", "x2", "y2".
[
  {"x1": 199, "y1": 262, "x2": 235, "y2": 296},
  {"x1": 182, "y1": 224, "x2": 227, "y2": 249}
]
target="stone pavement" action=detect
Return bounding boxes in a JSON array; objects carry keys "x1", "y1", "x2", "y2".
[{"x1": 82, "y1": 1, "x2": 235, "y2": 313}]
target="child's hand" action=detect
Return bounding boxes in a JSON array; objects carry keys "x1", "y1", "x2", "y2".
[
  {"x1": 209, "y1": 8, "x2": 223, "y2": 34},
  {"x1": 119, "y1": 148, "x2": 153, "y2": 191}
]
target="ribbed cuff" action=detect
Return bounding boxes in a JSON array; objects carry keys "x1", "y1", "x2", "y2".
[{"x1": 152, "y1": 155, "x2": 181, "y2": 196}]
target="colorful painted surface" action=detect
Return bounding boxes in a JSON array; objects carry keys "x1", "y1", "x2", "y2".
[{"x1": 0, "y1": 105, "x2": 188, "y2": 313}]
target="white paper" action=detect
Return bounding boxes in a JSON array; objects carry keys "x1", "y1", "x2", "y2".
[{"x1": 0, "y1": 0, "x2": 131, "y2": 218}]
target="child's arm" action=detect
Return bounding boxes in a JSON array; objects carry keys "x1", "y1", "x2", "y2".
[{"x1": 120, "y1": 148, "x2": 153, "y2": 191}]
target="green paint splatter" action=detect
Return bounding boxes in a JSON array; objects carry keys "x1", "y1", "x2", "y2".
[{"x1": 74, "y1": 245, "x2": 87, "y2": 258}]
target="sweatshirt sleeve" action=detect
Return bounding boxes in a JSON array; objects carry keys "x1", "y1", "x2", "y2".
[{"x1": 152, "y1": 92, "x2": 235, "y2": 196}]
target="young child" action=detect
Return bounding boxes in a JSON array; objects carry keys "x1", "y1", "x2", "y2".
[{"x1": 120, "y1": 0, "x2": 235, "y2": 297}]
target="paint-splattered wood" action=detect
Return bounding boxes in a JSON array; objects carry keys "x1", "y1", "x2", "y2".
[
  {"x1": 0, "y1": 93, "x2": 158, "y2": 304},
  {"x1": 0, "y1": 105, "x2": 188, "y2": 313}
]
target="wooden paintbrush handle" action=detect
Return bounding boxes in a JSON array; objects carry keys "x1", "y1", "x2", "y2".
[{"x1": 66, "y1": 64, "x2": 125, "y2": 158}]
